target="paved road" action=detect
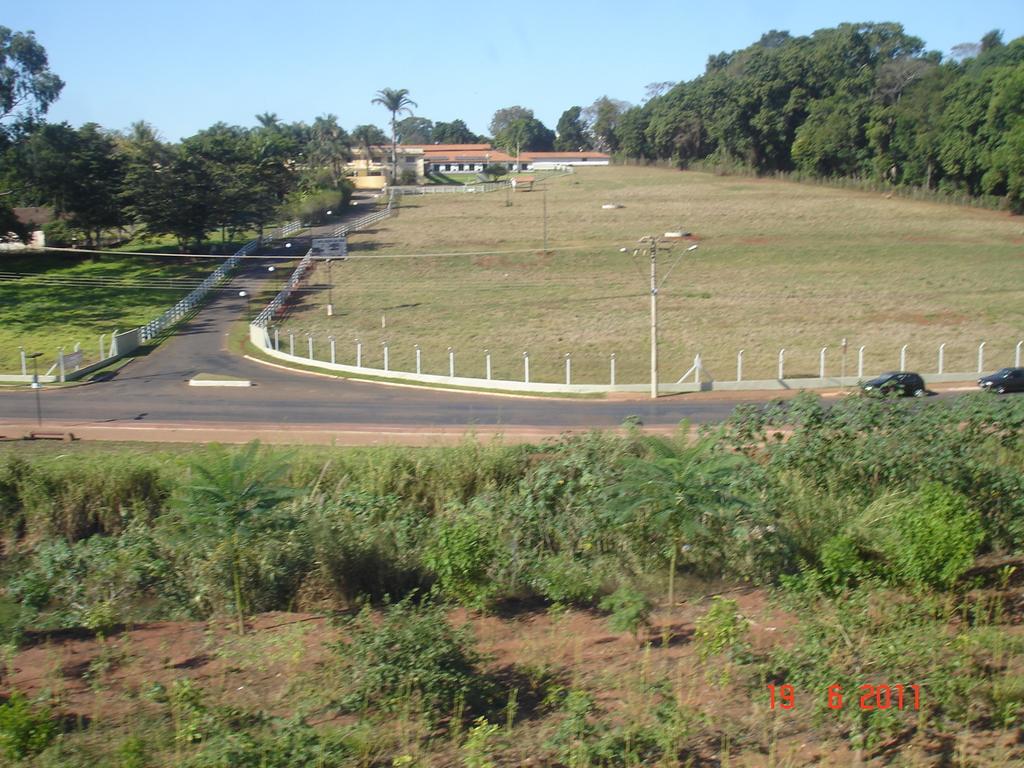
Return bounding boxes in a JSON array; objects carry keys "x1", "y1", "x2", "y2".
[{"x1": 0, "y1": 239, "x2": 966, "y2": 437}]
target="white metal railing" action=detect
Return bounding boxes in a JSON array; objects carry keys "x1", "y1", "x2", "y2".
[
  {"x1": 388, "y1": 181, "x2": 510, "y2": 195},
  {"x1": 330, "y1": 195, "x2": 396, "y2": 237},
  {"x1": 252, "y1": 249, "x2": 314, "y2": 328},
  {"x1": 140, "y1": 238, "x2": 259, "y2": 340}
]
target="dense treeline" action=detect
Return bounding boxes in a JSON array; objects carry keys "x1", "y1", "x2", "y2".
[{"x1": 615, "y1": 24, "x2": 1024, "y2": 211}]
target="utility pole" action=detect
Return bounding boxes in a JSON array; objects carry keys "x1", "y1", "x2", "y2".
[{"x1": 649, "y1": 240, "x2": 659, "y2": 399}]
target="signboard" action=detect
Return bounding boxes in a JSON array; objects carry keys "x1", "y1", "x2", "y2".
[{"x1": 311, "y1": 237, "x2": 347, "y2": 258}]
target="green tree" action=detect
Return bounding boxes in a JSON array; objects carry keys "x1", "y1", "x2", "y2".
[
  {"x1": 0, "y1": 26, "x2": 63, "y2": 127},
  {"x1": 433, "y1": 118, "x2": 481, "y2": 144},
  {"x1": 494, "y1": 117, "x2": 555, "y2": 158},
  {"x1": 488, "y1": 105, "x2": 533, "y2": 138},
  {"x1": 171, "y1": 441, "x2": 297, "y2": 634},
  {"x1": 554, "y1": 106, "x2": 591, "y2": 151},
  {"x1": 583, "y1": 96, "x2": 631, "y2": 152},
  {"x1": 395, "y1": 115, "x2": 433, "y2": 144},
  {"x1": 351, "y1": 123, "x2": 387, "y2": 173},
  {"x1": 372, "y1": 87, "x2": 417, "y2": 180},
  {"x1": 608, "y1": 435, "x2": 749, "y2": 607}
]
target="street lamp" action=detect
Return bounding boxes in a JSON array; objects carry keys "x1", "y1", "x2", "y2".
[
  {"x1": 622, "y1": 239, "x2": 699, "y2": 399},
  {"x1": 239, "y1": 290, "x2": 250, "y2": 320},
  {"x1": 26, "y1": 351, "x2": 42, "y2": 426}
]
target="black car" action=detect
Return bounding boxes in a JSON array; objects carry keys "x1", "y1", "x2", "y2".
[
  {"x1": 978, "y1": 367, "x2": 1024, "y2": 394},
  {"x1": 861, "y1": 372, "x2": 927, "y2": 397}
]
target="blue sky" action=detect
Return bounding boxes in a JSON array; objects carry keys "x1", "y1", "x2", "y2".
[{"x1": 7, "y1": 1, "x2": 1023, "y2": 141}]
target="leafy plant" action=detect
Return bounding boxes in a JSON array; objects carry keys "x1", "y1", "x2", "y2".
[
  {"x1": 598, "y1": 585, "x2": 653, "y2": 642},
  {"x1": 170, "y1": 441, "x2": 299, "y2": 633},
  {"x1": 608, "y1": 434, "x2": 750, "y2": 606},
  {"x1": 336, "y1": 596, "x2": 484, "y2": 724},
  {"x1": 425, "y1": 506, "x2": 499, "y2": 610},
  {"x1": 0, "y1": 691, "x2": 59, "y2": 760},
  {"x1": 693, "y1": 597, "x2": 749, "y2": 661}
]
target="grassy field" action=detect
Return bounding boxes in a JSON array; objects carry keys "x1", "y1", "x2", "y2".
[
  {"x1": 0, "y1": 252, "x2": 221, "y2": 372},
  {"x1": 277, "y1": 166, "x2": 1024, "y2": 384}
]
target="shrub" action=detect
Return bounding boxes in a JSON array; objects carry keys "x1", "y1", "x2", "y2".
[
  {"x1": 872, "y1": 483, "x2": 984, "y2": 589},
  {"x1": 336, "y1": 596, "x2": 484, "y2": 723},
  {"x1": 693, "y1": 597, "x2": 749, "y2": 661},
  {"x1": 41, "y1": 219, "x2": 77, "y2": 248},
  {"x1": 0, "y1": 691, "x2": 59, "y2": 760},
  {"x1": 598, "y1": 585, "x2": 652, "y2": 641},
  {"x1": 425, "y1": 506, "x2": 499, "y2": 609}
]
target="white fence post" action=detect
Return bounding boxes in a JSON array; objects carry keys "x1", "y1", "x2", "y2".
[
  {"x1": 274, "y1": 328, "x2": 280, "y2": 351},
  {"x1": 978, "y1": 341, "x2": 985, "y2": 373},
  {"x1": 485, "y1": 350, "x2": 492, "y2": 380},
  {"x1": 356, "y1": 339, "x2": 362, "y2": 367},
  {"x1": 19, "y1": 347, "x2": 26, "y2": 375},
  {"x1": 610, "y1": 353, "x2": 616, "y2": 386},
  {"x1": 308, "y1": 335, "x2": 313, "y2": 359},
  {"x1": 857, "y1": 346, "x2": 865, "y2": 378},
  {"x1": 415, "y1": 344, "x2": 422, "y2": 374},
  {"x1": 448, "y1": 347, "x2": 455, "y2": 378},
  {"x1": 694, "y1": 353, "x2": 702, "y2": 385},
  {"x1": 289, "y1": 333, "x2": 295, "y2": 356},
  {"x1": 736, "y1": 349, "x2": 744, "y2": 382},
  {"x1": 523, "y1": 351, "x2": 530, "y2": 383},
  {"x1": 565, "y1": 353, "x2": 571, "y2": 385},
  {"x1": 819, "y1": 346, "x2": 827, "y2": 379},
  {"x1": 938, "y1": 343, "x2": 945, "y2": 374},
  {"x1": 1016, "y1": 340, "x2": 1022, "y2": 367},
  {"x1": 899, "y1": 344, "x2": 908, "y2": 371},
  {"x1": 383, "y1": 342, "x2": 390, "y2": 371},
  {"x1": 778, "y1": 348, "x2": 785, "y2": 380},
  {"x1": 98, "y1": 336, "x2": 105, "y2": 361},
  {"x1": 58, "y1": 348, "x2": 65, "y2": 383},
  {"x1": 329, "y1": 336, "x2": 336, "y2": 364}
]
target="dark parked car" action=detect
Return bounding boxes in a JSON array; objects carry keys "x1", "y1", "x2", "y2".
[
  {"x1": 978, "y1": 367, "x2": 1024, "y2": 394},
  {"x1": 861, "y1": 372, "x2": 927, "y2": 397}
]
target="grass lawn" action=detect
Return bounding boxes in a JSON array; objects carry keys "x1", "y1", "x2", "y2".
[
  {"x1": 276, "y1": 166, "x2": 1024, "y2": 385},
  {"x1": 0, "y1": 252, "x2": 222, "y2": 372}
]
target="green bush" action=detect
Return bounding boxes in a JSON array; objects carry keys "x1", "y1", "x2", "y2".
[
  {"x1": 425, "y1": 505, "x2": 499, "y2": 609},
  {"x1": 336, "y1": 596, "x2": 484, "y2": 723},
  {"x1": 0, "y1": 691, "x2": 59, "y2": 760},
  {"x1": 41, "y1": 220, "x2": 77, "y2": 248},
  {"x1": 873, "y1": 483, "x2": 984, "y2": 589},
  {"x1": 693, "y1": 597, "x2": 749, "y2": 661},
  {"x1": 598, "y1": 585, "x2": 652, "y2": 641}
]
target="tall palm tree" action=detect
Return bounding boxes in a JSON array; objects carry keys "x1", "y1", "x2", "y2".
[
  {"x1": 351, "y1": 124, "x2": 386, "y2": 173},
  {"x1": 371, "y1": 88, "x2": 418, "y2": 181}
]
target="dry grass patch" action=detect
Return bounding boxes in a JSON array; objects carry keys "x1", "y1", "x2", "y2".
[{"x1": 278, "y1": 167, "x2": 1024, "y2": 384}]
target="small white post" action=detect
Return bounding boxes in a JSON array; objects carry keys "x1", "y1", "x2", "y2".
[
  {"x1": 857, "y1": 346, "x2": 865, "y2": 378},
  {"x1": 1016, "y1": 340, "x2": 1022, "y2": 367},
  {"x1": 523, "y1": 351, "x2": 530, "y2": 383},
  {"x1": 274, "y1": 328, "x2": 280, "y2": 351},
  {"x1": 448, "y1": 347, "x2": 455, "y2": 377},
  {"x1": 381, "y1": 312, "x2": 386, "y2": 329},
  {"x1": 415, "y1": 344, "x2": 422, "y2": 374},
  {"x1": 329, "y1": 336, "x2": 336, "y2": 364},
  {"x1": 978, "y1": 341, "x2": 985, "y2": 373},
  {"x1": 736, "y1": 349, "x2": 744, "y2": 382},
  {"x1": 58, "y1": 348, "x2": 65, "y2": 383},
  {"x1": 308, "y1": 335, "x2": 314, "y2": 359},
  {"x1": 565, "y1": 353, "x2": 571, "y2": 385},
  {"x1": 938, "y1": 343, "x2": 945, "y2": 374},
  {"x1": 610, "y1": 353, "x2": 616, "y2": 386},
  {"x1": 694, "y1": 353, "x2": 702, "y2": 385},
  {"x1": 819, "y1": 346, "x2": 827, "y2": 379},
  {"x1": 20, "y1": 347, "x2": 27, "y2": 375},
  {"x1": 383, "y1": 341, "x2": 389, "y2": 371},
  {"x1": 777, "y1": 348, "x2": 785, "y2": 380},
  {"x1": 289, "y1": 333, "x2": 295, "y2": 356},
  {"x1": 356, "y1": 339, "x2": 362, "y2": 367},
  {"x1": 97, "y1": 337, "x2": 105, "y2": 362},
  {"x1": 899, "y1": 344, "x2": 908, "y2": 371},
  {"x1": 485, "y1": 350, "x2": 492, "y2": 380}
]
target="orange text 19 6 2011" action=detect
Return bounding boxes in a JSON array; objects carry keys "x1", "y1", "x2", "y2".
[{"x1": 766, "y1": 684, "x2": 921, "y2": 711}]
